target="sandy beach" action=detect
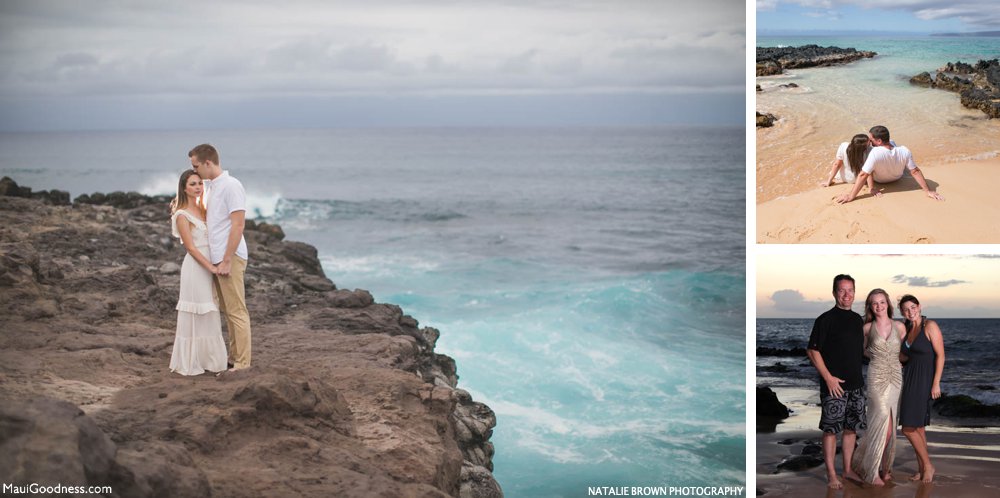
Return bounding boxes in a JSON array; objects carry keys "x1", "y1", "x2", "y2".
[
  {"x1": 756, "y1": 157, "x2": 1000, "y2": 244},
  {"x1": 757, "y1": 389, "x2": 1000, "y2": 498},
  {"x1": 756, "y1": 54, "x2": 1000, "y2": 244}
]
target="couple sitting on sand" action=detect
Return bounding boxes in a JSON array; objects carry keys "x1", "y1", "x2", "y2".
[
  {"x1": 807, "y1": 275, "x2": 945, "y2": 489},
  {"x1": 168, "y1": 144, "x2": 253, "y2": 376},
  {"x1": 820, "y1": 125, "x2": 945, "y2": 203}
]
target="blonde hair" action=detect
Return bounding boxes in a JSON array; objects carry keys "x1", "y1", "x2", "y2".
[{"x1": 863, "y1": 288, "x2": 894, "y2": 323}]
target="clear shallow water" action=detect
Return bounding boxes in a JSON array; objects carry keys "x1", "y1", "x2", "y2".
[
  {"x1": 755, "y1": 36, "x2": 1000, "y2": 202},
  {"x1": 0, "y1": 127, "x2": 746, "y2": 496},
  {"x1": 758, "y1": 35, "x2": 1000, "y2": 80}
]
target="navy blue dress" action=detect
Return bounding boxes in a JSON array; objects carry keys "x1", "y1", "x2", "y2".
[{"x1": 899, "y1": 317, "x2": 936, "y2": 428}]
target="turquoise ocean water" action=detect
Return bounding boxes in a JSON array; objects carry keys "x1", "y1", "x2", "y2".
[
  {"x1": 0, "y1": 126, "x2": 746, "y2": 496},
  {"x1": 758, "y1": 35, "x2": 1000, "y2": 79},
  {"x1": 756, "y1": 35, "x2": 1000, "y2": 201}
]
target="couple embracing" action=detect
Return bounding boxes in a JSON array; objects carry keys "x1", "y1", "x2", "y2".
[
  {"x1": 820, "y1": 125, "x2": 944, "y2": 203},
  {"x1": 168, "y1": 144, "x2": 252, "y2": 376},
  {"x1": 807, "y1": 275, "x2": 945, "y2": 489}
]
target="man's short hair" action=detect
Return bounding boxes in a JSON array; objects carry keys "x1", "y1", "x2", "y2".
[
  {"x1": 869, "y1": 125, "x2": 890, "y2": 143},
  {"x1": 188, "y1": 144, "x2": 219, "y2": 165},
  {"x1": 833, "y1": 274, "x2": 855, "y2": 293}
]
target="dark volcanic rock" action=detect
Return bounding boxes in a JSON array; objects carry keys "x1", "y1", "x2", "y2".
[
  {"x1": 1, "y1": 176, "x2": 70, "y2": 205},
  {"x1": 756, "y1": 45, "x2": 877, "y2": 76},
  {"x1": 910, "y1": 71, "x2": 934, "y2": 87},
  {"x1": 961, "y1": 88, "x2": 1000, "y2": 119},
  {"x1": 0, "y1": 184, "x2": 502, "y2": 497},
  {"x1": 0, "y1": 396, "x2": 210, "y2": 496},
  {"x1": 757, "y1": 346, "x2": 807, "y2": 357},
  {"x1": 759, "y1": 364, "x2": 791, "y2": 373},
  {"x1": 936, "y1": 73, "x2": 975, "y2": 93},
  {"x1": 933, "y1": 394, "x2": 1000, "y2": 418},
  {"x1": 912, "y1": 59, "x2": 1000, "y2": 118},
  {"x1": 74, "y1": 190, "x2": 172, "y2": 209},
  {"x1": 757, "y1": 386, "x2": 790, "y2": 419},
  {"x1": 775, "y1": 454, "x2": 825, "y2": 472},
  {"x1": 757, "y1": 112, "x2": 778, "y2": 128}
]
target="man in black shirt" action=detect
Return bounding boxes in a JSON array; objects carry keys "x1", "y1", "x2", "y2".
[{"x1": 807, "y1": 274, "x2": 866, "y2": 489}]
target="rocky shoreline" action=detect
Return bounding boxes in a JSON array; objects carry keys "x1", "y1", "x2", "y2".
[
  {"x1": 756, "y1": 45, "x2": 877, "y2": 76},
  {"x1": 0, "y1": 177, "x2": 502, "y2": 497},
  {"x1": 910, "y1": 59, "x2": 1000, "y2": 118}
]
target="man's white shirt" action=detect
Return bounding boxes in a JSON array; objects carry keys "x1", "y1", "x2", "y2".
[
  {"x1": 204, "y1": 170, "x2": 249, "y2": 264},
  {"x1": 861, "y1": 143, "x2": 916, "y2": 183}
]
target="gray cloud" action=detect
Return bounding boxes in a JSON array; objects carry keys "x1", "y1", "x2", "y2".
[
  {"x1": 890, "y1": 274, "x2": 969, "y2": 287},
  {"x1": 757, "y1": 0, "x2": 1000, "y2": 29},
  {"x1": 0, "y1": 0, "x2": 744, "y2": 129},
  {"x1": 0, "y1": 0, "x2": 744, "y2": 99},
  {"x1": 770, "y1": 289, "x2": 831, "y2": 313}
]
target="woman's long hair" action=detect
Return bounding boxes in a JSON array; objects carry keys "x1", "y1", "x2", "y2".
[
  {"x1": 170, "y1": 170, "x2": 201, "y2": 214},
  {"x1": 863, "y1": 288, "x2": 894, "y2": 324},
  {"x1": 845, "y1": 133, "x2": 870, "y2": 177}
]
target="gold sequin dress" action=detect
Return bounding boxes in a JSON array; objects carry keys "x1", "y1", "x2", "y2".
[{"x1": 850, "y1": 322, "x2": 902, "y2": 483}]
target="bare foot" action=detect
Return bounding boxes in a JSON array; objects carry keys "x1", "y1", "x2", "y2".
[
  {"x1": 922, "y1": 465, "x2": 935, "y2": 483},
  {"x1": 882, "y1": 471, "x2": 893, "y2": 482},
  {"x1": 844, "y1": 469, "x2": 862, "y2": 483},
  {"x1": 909, "y1": 472, "x2": 922, "y2": 481},
  {"x1": 872, "y1": 476, "x2": 885, "y2": 487},
  {"x1": 827, "y1": 474, "x2": 843, "y2": 490}
]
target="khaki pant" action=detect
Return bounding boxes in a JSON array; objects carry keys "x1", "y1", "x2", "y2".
[{"x1": 213, "y1": 256, "x2": 251, "y2": 369}]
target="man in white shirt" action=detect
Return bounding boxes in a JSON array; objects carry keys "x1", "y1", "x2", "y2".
[
  {"x1": 189, "y1": 144, "x2": 252, "y2": 371},
  {"x1": 835, "y1": 126, "x2": 944, "y2": 204}
]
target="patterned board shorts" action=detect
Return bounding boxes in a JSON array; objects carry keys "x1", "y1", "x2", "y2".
[{"x1": 819, "y1": 388, "x2": 867, "y2": 434}]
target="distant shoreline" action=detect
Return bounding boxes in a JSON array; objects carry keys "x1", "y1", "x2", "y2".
[{"x1": 758, "y1": 30, "x2": 1000, "y2": 38}]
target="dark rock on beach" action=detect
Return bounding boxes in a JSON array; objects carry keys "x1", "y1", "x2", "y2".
[
  {"x1": 933, "y1": 394, "x2": 1000, "y2": 418},
  {"x1": 775, "y1": 454, "x2": 824, "y2": 473},
  {"x1": 757, "y1": 386, "x2": 790, "y2": 420},
  {"x1": 757, "y1": 112, "x2": 778, "y2": 128},
  {"x1": 759, "y1": 364, "x2": 791, "y2": 374},
  {"x1": 0, "y1": 180, "x2": 502, "y2": 497},
  {"x1": 756, "y1": 45, "x2": 877, "y2": 76},
  {"x1": 910, "y1": 59, "x2": 1000, "y2": 118},
  {"x1": 756, "y1": 346, "x2": 807, "y2": 357}
]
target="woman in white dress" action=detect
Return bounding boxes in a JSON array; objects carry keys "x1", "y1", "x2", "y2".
[
  {"x1": 169, "y1": 170, "x2": 228, "y2": 375},
  {"x1": 820, "y1": 133, "x2": 877, "y2": 195}
]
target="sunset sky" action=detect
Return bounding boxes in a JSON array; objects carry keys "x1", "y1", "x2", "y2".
[{"x1": 757, "y1": 253, "x2": 1000, "y2": 318}]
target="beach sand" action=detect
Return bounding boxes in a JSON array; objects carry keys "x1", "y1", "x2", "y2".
[
  {"x1": 757, "y1": 389, "x2": 1000, "y2": 498},
  {"x1": 756, "y1": 157, "x2": 1000, "y2": 244},
  {"x1": 756, "y1": 65, "x2": 1000, "y2": 244}
]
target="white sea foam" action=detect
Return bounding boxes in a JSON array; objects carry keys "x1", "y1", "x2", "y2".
[
  {"x1": 138, "y1": 173, "x2": 281, "y2": 218},
  {"x1": 139, "y1": 174, "x2": 178, "y2": 196},
  {"x1": 319, "y1": 255, "x2": 440, "y2": 276},
  {"x1": 509, "y1": 430, "x2": 587, "y2": 464},
  {"x1": 246, "y1": 192, "x2": 281, "y2": 218}
]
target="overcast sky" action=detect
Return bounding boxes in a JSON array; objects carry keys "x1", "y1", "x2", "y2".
[
  {"x1": 0, "y1": 0, "x2": 745, "y2": 131},
  {"x1": 758, "y1": 0, "x2": 1000, "y2": 34},
  {"x1": 757, "y1": 254, "x2": 1000, "y2": 318}
]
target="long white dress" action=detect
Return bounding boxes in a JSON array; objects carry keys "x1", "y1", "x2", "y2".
[{"x1": 169, "y1": 209, "x2": 227, "y2": 375}]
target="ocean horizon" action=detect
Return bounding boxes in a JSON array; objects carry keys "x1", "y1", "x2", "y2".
[{"x1": 757, "y1": 317, "x2": 1000, "y2": 408}]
